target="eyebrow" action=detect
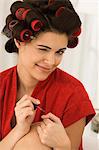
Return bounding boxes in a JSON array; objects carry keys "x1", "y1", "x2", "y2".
[{"x1": 37, "y1": 45, "x2": 66, "y2": 51}]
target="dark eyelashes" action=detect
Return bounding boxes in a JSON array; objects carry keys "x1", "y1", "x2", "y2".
[
  {"x1": 38, "y1": 48, "x2": 48, "y2": 51},
  {"x1": 38, "y1": 48, "x2": 65, "y2": 55},
  {"x1": 56, "y1": 50, "x2": 65, "y2": 55},
  {"x1": 56, "y1": 50, "x2": 65, "y2": 54}
]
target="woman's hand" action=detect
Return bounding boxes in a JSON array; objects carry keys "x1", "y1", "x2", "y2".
[
  {"x1": 37, "y1": 113, "x2": 71, "y2": 149},
  {"x1": 15, "y1": 95, "x2": 40, "y2": 136}
]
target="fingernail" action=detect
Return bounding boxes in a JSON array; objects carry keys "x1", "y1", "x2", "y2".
[
  {"x1": 41, "y1": 115, "x2": 45, "y2": 118},
  {"x1": 36, "y1": 99, "x2": 40, "y2": 104}
]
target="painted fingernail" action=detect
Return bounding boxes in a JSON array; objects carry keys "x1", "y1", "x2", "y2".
[{"x1": 36, "y1": 99, "x2": 40, "y2": 104}]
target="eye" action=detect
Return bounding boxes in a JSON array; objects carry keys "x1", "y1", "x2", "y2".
[
  {"x1": 38, "y1": 48, "x2": 48, "y2": 51},
  {"x1": 56, "y1": 50, "x2": 65, "y2": 55}
]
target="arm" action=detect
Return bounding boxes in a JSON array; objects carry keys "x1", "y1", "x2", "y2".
[
  {"x1": 0, "y1": 95, "x2": 40, "y2": 150},
  {"x1": 54, "y1": 118, "x2": 86, "y2": 150},
  {"x1": 65, "y1": 118, "x2": 86, "y2": 150},
  {"x1": 13, "y1": 122, "x2": 51, "y2": 150},
  {"x1": 0, "y1": 125, "x2": 27, "y2": 150}
]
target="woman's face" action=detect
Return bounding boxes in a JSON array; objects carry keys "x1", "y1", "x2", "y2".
[{"x1": 16, "y1": 31, "x2": 68, "y2": 81}]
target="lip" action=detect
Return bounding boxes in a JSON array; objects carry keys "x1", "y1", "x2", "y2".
[{"x1": 35, "y1": 64, "x2": 52, "y2": 72}]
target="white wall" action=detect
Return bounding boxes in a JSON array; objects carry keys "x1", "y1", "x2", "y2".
[{"x1": 0, "y1": 0, "x2": 18, "y2": 71}]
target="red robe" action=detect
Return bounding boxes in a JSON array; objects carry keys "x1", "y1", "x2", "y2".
[{"x1": 0, "y1": 66, "x2": 95, "y2": 149}]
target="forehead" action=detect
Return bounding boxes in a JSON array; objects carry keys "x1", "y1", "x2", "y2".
[{"x1": 31, "y1": 31, "x2": 68, "y2": 48}]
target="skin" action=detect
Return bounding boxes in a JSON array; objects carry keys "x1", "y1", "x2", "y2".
[{"x1": 13, "y1": 122, "x2": 51, "y2": 150}]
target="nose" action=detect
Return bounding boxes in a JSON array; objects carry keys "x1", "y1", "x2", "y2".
[{"x1": 44, "y1": 53, "x2": 55, "y2": 66}]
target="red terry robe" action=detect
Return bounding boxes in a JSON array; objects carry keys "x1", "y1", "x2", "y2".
[{"x1": 0, "y1": 66, "x2": 95, "y2": 149}]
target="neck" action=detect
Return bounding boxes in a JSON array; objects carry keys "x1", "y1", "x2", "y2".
[{"x1": 17, "y1": 64, "x2": 38, "y2": 95}]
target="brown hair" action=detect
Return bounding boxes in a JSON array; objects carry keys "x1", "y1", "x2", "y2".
[{"x1": 2, "y1": 0, "x2": 81, "y2": 53}]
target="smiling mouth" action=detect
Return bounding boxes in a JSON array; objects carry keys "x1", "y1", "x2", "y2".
[{"x1": 35, "y1": 64, "x2": 52, "y2": 72}]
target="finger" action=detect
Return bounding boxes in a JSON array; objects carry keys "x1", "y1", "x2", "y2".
[
  {"x1": 15, "y1": 109, "x2": 35, "y2": 123},
  {"x1": 16, "y1": 95, "x2": 29, "y2": 105},
  {"x1": 27, "y1": 96, "x2": 40, "y2": 105},
  {"x1": 40, "y1": 121, "x2": 46, "y2": 130},
  {"x1": 23, "y1": 110, "x2": 34, "y2": 119},
  {"x1": 16, "y1": 99, "x2": 34, "y2": 110},
  {"x1": 43, "y1": 118, "x2": 53, "y2": 126},
  {"x1": 16, "y1": 95, "x2": 40, "y2": 106},
  {"x1": 30, "y1": 97, "x2": 40, "y2": 110},
  {"x1": 16, "y1": 95, "x2": 40, "y2": 111},
  {"x1": 15, "y1": 106, "x2": 34, "y2": 117},
  {"x1": 37, "y1": 126, "x2": 43, "y2": 139},
  {"x1": 22, "y1": 109, "x2": 35, "y2": 118},
  {"x1": 41, "y1": 112, "x2": 61, "y2": 123}
]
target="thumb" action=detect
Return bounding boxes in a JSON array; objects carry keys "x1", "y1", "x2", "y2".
[
  {"x1": 31, "y1": 98, "x2": 40, "y2": 110},
  {"x1": 32, "y1": 102, "x2": 40, "y2": 110},
  {"x1": 41, "y1": 112, "x2": 61, "y2": 124}
]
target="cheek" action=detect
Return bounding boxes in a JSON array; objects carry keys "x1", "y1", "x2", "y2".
[
  {"x1": 55, "y1": 56, "x2": 63, "y2": 66},
  {"x1": 25, "y1": 48, "x2": 42, "y2": 61},
  {"x1": 19, "y1": 51, "x2": 33, "y2": 66}
]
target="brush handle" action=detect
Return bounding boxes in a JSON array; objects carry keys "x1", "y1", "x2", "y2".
[{"x1": 32, "y1": 102, "x2": 39, "y2": 110}]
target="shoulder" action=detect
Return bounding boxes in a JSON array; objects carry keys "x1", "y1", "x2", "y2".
[
  {"x1": 0, "y1": 66, "x2": 17, "y2": 80},
  {"x1": 45, "y1": 67, "x2": 87, "y2": 102},
  {"x1": 53, "y1": 68, "x2": 92, "y2": 103},
  {"x1": 54, "y1": 69, "x2": 95, "y2": 126},
  {"x1": 53, "y1": 68, "x2": 84, "y2": 90},
  {"x1": 0, "y1": 66, "x2": 17, "y2": 103}
]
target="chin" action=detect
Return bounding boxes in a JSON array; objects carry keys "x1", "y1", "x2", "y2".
[
  {"x1": 36, "y1": 75, "x2": 49, "y2": 81},
  {"x1": 33, "y1": 72, "x2": 51, "y2": 81}
]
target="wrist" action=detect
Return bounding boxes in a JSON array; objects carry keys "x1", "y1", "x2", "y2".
[
  {"x1": 54, "y1": 140, "x2": 71, "y2": 150},
  {"x1": 0, "y1": 125, "x2": 28, "y2": 150},
  {"x1": 15, "y1": 124, "x2": 30, "y2": 137},
  {"x1": 54, "y1": 145, "x2": 71, "y2": 150}
]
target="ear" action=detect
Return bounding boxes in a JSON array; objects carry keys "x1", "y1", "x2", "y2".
[
  {"x1": 14, "y1": 39, "x2": 26, "y2": 48},
  {"x1": 14, "y1": 39, "x2": 20, "y2": 48}
]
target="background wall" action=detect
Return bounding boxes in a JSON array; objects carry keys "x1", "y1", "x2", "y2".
[{"x1": 0, "y1": 0, "x2": 18, "y2": 71}]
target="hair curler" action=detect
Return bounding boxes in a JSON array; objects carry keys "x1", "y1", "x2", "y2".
[
  {"x1": 9, "y1": 20, "x2": 33, "y2": 42},
  {"x1": 10, "y1": 1, "x2": 44, "y2": 32},
  {"x1": 67, "y1": 37, "x2": 79, "y2": 48}
]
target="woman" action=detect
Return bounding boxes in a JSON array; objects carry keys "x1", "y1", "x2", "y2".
[{"x1": 0, "y1": 0, "x2": 95, "y2": 150}]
